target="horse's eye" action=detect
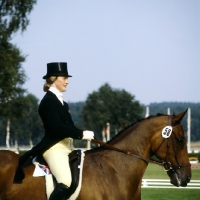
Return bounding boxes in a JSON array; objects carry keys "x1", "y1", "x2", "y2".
[{"x1": 176, "y1": 138, "x2": 183, "y2": 143}]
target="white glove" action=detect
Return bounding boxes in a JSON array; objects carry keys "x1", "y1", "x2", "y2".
[{"x1": 82, "y1": 130, "x2": 94, "y2": 141}]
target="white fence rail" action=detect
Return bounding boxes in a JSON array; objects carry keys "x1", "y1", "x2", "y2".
[{"x1": 142, "y1": 179, "x2": 200, "y2": 189}]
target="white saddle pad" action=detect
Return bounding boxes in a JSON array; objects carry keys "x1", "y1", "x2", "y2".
[{"x1": 32, "y1": 150, "x2": 85, "y2": 200}]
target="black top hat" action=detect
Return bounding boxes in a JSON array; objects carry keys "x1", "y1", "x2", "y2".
[{"x1": 43, "y1": 62, "x2": 72, "y2": 79}]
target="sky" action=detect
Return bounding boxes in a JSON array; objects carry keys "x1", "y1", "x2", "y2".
[{"x1": 12, "y1": 0, "x2": 200, "y2": 105}]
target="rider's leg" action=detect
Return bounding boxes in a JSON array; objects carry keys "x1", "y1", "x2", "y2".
[
  {"x1": 43, "y1": 147, "x2": 72, "y2": 200},
  {"x1": 48, "y1": 183, "x2": 69, "y2": 200}
]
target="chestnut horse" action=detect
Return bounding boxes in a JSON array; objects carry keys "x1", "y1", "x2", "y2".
[{"x1": 0, "y1": 111, "x2": 191, "y2": 200}]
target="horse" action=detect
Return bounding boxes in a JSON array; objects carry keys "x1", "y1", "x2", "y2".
[{"x1": 0, "y1": 111, "x2": 191, "y2": 200}]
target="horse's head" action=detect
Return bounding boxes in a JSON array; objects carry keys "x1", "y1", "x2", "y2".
[{"x1": 151, "y1": 110, "x2": 191, "y2": 187}]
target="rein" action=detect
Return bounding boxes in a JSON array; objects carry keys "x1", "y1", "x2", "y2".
[
  {"x1": 92, "y1": 116, "x2": 191, "y2": 170},
  {"x1": 92, "y1": 137, "x2": 164, "y2": 167}
]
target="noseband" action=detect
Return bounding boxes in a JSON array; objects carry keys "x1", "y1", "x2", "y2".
[{"x1": 92, "y1": 115, "x2": 191, "y2": 171}]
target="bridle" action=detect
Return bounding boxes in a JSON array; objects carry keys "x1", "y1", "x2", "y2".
[
  {"x1": 92, "y1": 116, "x2": 191, "y2": 172},
  {"x1": 154, "y1": 116, "x2": 191, "y2": 172}
]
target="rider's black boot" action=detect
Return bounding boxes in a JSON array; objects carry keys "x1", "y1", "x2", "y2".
[{"x1": 49, "y1": 183, "x2": 71, "y2": 200}]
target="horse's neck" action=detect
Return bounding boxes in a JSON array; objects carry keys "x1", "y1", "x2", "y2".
[{"x1": 110, "y1": 122, "x2": 153, "y2": 159}]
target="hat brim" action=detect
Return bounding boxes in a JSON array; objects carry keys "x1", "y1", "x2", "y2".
[{"x1": 43, "y1": 74, "x2": 72, "y2": 79}]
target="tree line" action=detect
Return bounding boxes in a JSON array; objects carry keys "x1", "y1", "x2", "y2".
[
  {"x1": 0, "y1": 83, "x2": 200, "y2": 146},
  {"x1": 1, "y1": 85, "x2": 199, "y2": 148},
  {"x1": 0, "y1": 83, "x2": 144, "y2": 147}
]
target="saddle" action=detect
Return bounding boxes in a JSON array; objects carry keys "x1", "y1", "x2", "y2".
[
  {"x1": 36, "y1": 150, "x2": 82, "y2": 197},
  {"x1": 67, "y1": 150, "x2": 82, "y2": 195}
]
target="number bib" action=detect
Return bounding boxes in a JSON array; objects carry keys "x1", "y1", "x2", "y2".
[{"x1": 162, "y1": 126, "x2": 172, "y2": 138}]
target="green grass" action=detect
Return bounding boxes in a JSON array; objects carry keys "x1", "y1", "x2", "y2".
[
  {"x1": 141, "y1": 188, "x2": 200, "y2": 200},
  {"x1": 141, "y1": 164, "x2": 200, "y2": 200},
  {"x1": 192, "y1": 168, "x2": 200, "y2": 180}
]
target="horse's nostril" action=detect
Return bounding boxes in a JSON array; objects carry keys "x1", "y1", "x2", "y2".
[{"x1": 186, "y1": 176, "x2": 191, "y2": 183}]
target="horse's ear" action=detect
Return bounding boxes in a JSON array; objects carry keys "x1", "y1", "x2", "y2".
[{"x1": 174, "y1": 109, "x2": 188, "y2": 123}]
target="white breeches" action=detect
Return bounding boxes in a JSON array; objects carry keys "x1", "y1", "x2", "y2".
[{"x1": 43, "y1": 138, "x2": 74, "y2": 187}]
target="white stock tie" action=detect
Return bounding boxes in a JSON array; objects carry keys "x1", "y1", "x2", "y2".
[{"x1": 58, "y1": 93, "x2": 63, "y2": 105}]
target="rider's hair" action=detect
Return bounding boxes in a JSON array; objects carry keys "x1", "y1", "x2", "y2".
[{"x1": 43, "y1": 76, "x2": 57, "y2": 92}]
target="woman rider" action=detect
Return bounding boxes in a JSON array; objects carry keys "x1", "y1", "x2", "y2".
[{"x1": 14, "y1": 62, "x2": 94, "y2": 200}]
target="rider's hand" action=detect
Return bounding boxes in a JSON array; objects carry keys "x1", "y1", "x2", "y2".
[{"x1": 82, "y1": 130, "x2": 94, "y2": 141}]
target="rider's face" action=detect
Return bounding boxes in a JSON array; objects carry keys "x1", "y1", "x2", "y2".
[{"x1": 52, "y1": 76, "x2": 69, "y2": 92}]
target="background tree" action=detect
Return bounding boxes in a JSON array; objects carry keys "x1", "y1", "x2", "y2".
[
  {"x1": 0, "y1": 0, "x2": 37, "y2": 42},
  {"x1": 80, "y1": 83, "x2": 143, "y2": 139},
  {"x1": 0, "y1": 0, "x2": 37, "y2": 148},
  {"x1": 0, "y1": 94, "x2": 43, "y2": 147},
  {"x1": 0, "y1": 43, "x2": 28, "y2": 148},
  {"x1": 11, "y1": 94, "x2": 43, "y2": 147}
]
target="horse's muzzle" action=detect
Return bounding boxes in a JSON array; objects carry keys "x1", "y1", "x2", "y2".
[{"x1": 170, "y1": 172, "x2": 191, "y2": 187}]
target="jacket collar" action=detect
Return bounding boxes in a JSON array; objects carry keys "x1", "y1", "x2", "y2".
[
  {"x1": 46, "y1": 90, "x2": 62, "y2": 104},
  {"x1": 49, "y1": 87, "x2": 63, "y2": 99},
  {"x1": 46, "y1": 91, "x2": 68, "y2": 112}
]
